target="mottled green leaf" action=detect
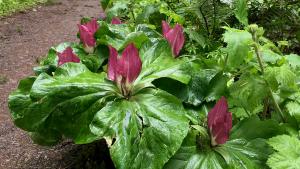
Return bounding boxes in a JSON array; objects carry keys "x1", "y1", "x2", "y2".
[
  {"x1": 9, "y1": 63, "x2": 117, "y2": 144},
  {"x1": 91, "y1": 89, "x2": 189, "y2": 169}
]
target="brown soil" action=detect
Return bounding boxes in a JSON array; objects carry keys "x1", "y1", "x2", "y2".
[{"x1": 0, "y1": 0, "x2": 114, "y2": 168}]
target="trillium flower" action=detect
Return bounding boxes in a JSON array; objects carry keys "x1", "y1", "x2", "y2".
[
  {"x1": 108, "y1": 43, "x2": 142, "y2": 97},
  {"x1": 57, "y1": 47, "x2": 80, "y2": 66},
  {"x1": 207, "y1": 96, "x2": 232, "y2": 146},
  {"x1": 162, "y1": 21, "x2": 185, "y2": 57},
  {"x1": 78, "y1": 18, "x2": 99, "y2": 53},
  {"x1": 111, "y1": 17, "x2": 122, "y2": 24}
]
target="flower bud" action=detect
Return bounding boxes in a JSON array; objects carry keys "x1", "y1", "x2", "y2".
[
  {"x1": 208, "y1": 96, "x2": 232, "y2": 146},
  {"x1": 111, "y1": 17, "x2": 122, "y2": 25},
  {"x1": 108, "y1": 43, "x2": 142, "y2": 97},
  {"x1": 57, "y1": 47, "x2": 80, "y2": 66},
  {"x1": 162, "y1": 21, "x2": 185, "y2": 57},
  {"x1": 78, "y1": 19, "x2": 99, "y2": 53}
]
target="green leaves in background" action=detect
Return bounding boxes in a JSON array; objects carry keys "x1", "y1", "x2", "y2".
[
  {"x1": 264, "y1": 65, "x2": 297, "y2": 90},
  {"x1": 95, "y1": 22, "x2": 149, "y2": 51},
  {"x1": 153, "y1": 61, "x2": 227, "y2": 106},
  {"x1": 229, "y1": 74, "x2": 268, "y2": 118},
  {"x1": 180, "y1": 68, "x2": 228, "y2": 106},
  {"x1": 285, "y1": 54, "x2": 300, "y2": 68},
  {"x1": 223, "y1": 27, "x2": 252, "y2": 68},
  {"x1": 100, "y1": 0, "x2": 111, "y2": 10},
  {"x1": 234, "y1": 0, "x2": 248, "y2": 26},
  {"x1": 230, "y1": 116, "x2": 284, "y2": 140},
  {"x1": 267, "y1": 135, "x2": 300, "y2": 169}
]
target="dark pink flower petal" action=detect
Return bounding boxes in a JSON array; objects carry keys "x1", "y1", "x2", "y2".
[
  {"x1": 57, "y1": 47, "x2": 80, "y2": 66},
  {"x1": 111, "y1": 17, "x2": 122, "y2": 25},
  {"x1": 207, "y1": 96, "x2": 232, "y2": 145},
  {"x1": 162, "y1": 20, "x2": 171, "y2": 36},
  {"x1": 78, "y1": 19, "x2": 99, "y2": 48},
  {"x1": 84, "y1": 19, "x2": 98, "y2": 34},
  {"x1": 108, "y1": 46, "x2": 118, "y2": 81},
  {"x1": 117, "y1": 43, "x2": 142, "y2": 83},
  {"x1": 165, "y1": 24, "x2": 185, "y2": 57}
]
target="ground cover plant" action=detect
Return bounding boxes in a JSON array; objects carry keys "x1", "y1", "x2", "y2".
[
  {"x1": 8, "y1": 0, "x2": 300, "y2": 168},
  {"x1": 0, "y1": 0, "x2": 53, "y2": 16}
]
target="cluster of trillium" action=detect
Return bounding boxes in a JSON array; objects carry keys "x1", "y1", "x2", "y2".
[{"x1": 56, "y1": 17, "x2": 232, "y2": 146}]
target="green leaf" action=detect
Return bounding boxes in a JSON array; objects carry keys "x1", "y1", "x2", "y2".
[
  {"x1": 215, "y1": 139, "x2": 271, "y2": 169},
  {"x1": 234, "y1": 0, "x2": 248, "y2": 25},
  {"x1": 74, "y1": 45, "x2": 108, "y2": 72},
  {"x1": 185, "y1": 29, "x2": 207, "y2": 48},
  {"x1": 136, "y1": 5, "x2": 158, "y2": 24},
  {"x1": 285, "y1": 54, "x2": 300, "y2": 68},
  {"x1": 229, "y1": 73, "x2": 268, "y2": 116},
  {"x1": 286, "y1": 101, "x2": 300, "y2": 123},
  {"x1": 96, "y1": 22, "x2": 149, "y2": 51},
  {"x1": 183, "y1": 68, "x2": 228, "y2": 106},
  {"x1": 9, "y1": 63, "x2": 117, "y2": 144},
  {"x1": 91, "y1": 88, "x2": 189, "y2": 169},
  {"x1": 154, "y1": 61, "x2": 227, "y2": 106},
  {"x1": 105, "y1": 1, "x2": 129, "y2": 20},
  {"x1": 135, "y1": 24, "x2": 162, "y2": 39},
  {"x1": 261, "y1": 49, "x2": 282, "y2": 64},
  {"x1": 230, "y1": 116, "x2": 284, "y2": 140},
  {"x1": 165, "y1": 130, "x2": 270, "y2": 169},
  {"x1": 134, "y1": 40, "x2": 191, "y2": 86},
  {"x1": 267, "y1": 135, "x2": 300, "y2": 169},
  {"x1": 100, "y1": 0, "x2": 111, "y2": 10},
  {"x1": 265, "y1": 65, "x2": 296, "y2": 90},
  {"x1": 164, "y1": 131, "x2": 226, "y2": 169},
  {"x1": 223, "y1": 27, "x2": 252, "y2": 68}
]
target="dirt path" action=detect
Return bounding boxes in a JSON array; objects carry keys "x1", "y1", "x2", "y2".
[{"x1": 0, "y1": 0, "x2": 110, "y2": 168}]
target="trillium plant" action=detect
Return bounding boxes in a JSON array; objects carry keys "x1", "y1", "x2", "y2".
[
  {"x1": 108, "y1": 43, "x2": 142, "y2": 97},
  {"x1": 8, "y1": 0, "x2": 300, "y2": 169}
]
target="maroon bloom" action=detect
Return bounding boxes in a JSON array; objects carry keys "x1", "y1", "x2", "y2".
[
  {"x1": 111, "y1": 17, "x2": 122, "y2": 25},
  {"x1": 162, "y1": 21, "x2": 185, "y2": 57},
  {"x1": 78, "y1": 18, "x2": 99, "y2": 53},
  {"x1": 57, "y1": 47, "x2": 80, "y2": 66},
  {"x1": 108, "y1": 43, "x2": 142, "y2": 96},
  {"x1": 207, "y1": 96, "x2": 232, "y2": 146}
]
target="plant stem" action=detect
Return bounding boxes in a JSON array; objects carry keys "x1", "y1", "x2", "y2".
[
  {"x1": 253, "y1": 43, "x2": 264, "y2": 73},
  {"x1": 268, "y1": 87, "x2": 285, "y2": 122},
  {"x1": 251, "y1": 32, "x2": 286, "y2": 122}
]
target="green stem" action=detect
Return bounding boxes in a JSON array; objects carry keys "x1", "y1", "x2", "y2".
[
  {"x1": 268, "y1": 87, "x2": 286, "y2": 122},
  {"x1": 252, "y1": 33, "x2": 285, "y2": 122},
  {"x1": 253, "y1": 43, "x2": 264, "y2": 73}
]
